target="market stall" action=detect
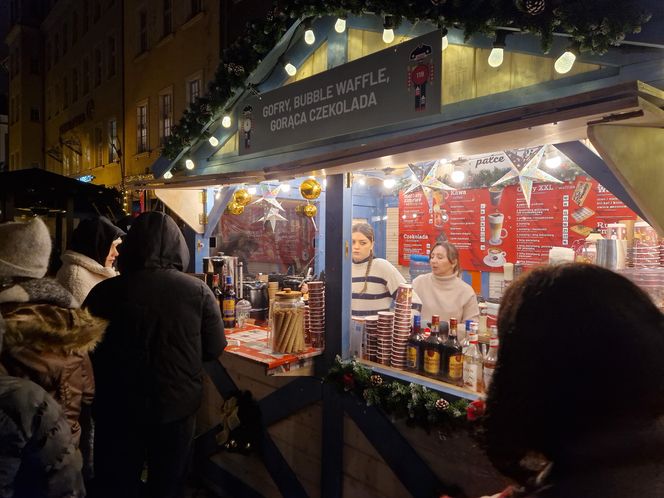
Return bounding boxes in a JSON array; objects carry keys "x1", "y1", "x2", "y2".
[{"x1": 135, "y1": 6, "x2": 664, "y2": 498}]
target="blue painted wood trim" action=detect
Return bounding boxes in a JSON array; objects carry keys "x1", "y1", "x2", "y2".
[
  {"x1": 262, "y1": 429, "x2": 310, "y2": 498},
  {"x1": 204, "y1": 186, "x2": 237, "y2": 239},
  {"x1": 342, "y1": 394, "x2": 463, "y2": 498},
  {"x1": 259, "y1": 377, "x2": 322, "y2": 427},
  {"x1": 481, "y1": 271, "x2": 491, "y2": 299},
  {"x1": 204, "y1": 360, "x2": 239, "y2": 399},
  {"x1": 321, "y1": 384, "x2": 343, "y2": 498},
  {"x1": 553, "y1": 141, "x2": 646, "y2": 219},
  {"x1": 319, "y1": 173, "x2": 352, "y2": 368}
]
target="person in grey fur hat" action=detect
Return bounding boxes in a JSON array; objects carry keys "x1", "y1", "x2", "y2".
[
  {"x1": 0, "y1": 216, "x2": 107, "y2": 486},
  {"x1": 0, "y1": 311, "x2": 85, "y2": 497}
]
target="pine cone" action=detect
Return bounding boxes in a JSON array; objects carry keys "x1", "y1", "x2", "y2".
[
  {"x1": 370, "y1": 374, "x2": 383, "y2": 386},
  {"x1": 435, "y1": 398, "x2": 450, "y2": 411},
  {"x1": 515, "y1": 0, "x2": 546, "y2": 15}
]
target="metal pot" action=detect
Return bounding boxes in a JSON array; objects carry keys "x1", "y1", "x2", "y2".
[{"x1": 596, "y1": 239, "x2": 626, "y2": 270}]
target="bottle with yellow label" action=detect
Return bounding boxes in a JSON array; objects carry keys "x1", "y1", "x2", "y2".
[
  {"x1": 442, "y1": 317, "x2": 463, "y2": 385},
  {"x1": 406, "y1": 315, "x2": 424, "y2": 372}
]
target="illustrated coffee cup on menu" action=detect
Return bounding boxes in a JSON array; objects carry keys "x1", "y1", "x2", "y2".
[
  {"x1": 487, "y1": 248, "x2": 507, "y2": 262},
  {"x1": 489, "y1": 186, "x2": 504, "y2": 207},
  {"x1": 488, "y1": 212, "x2": 508, "y2": 244}
]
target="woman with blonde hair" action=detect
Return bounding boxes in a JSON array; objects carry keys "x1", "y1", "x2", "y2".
[{"x1": 412, "y1": 241, "x2": 479, "y2": 327}]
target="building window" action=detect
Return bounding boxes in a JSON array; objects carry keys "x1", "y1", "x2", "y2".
[
  {"x1": 82, "y1": 0, "x2": 89, "y2": 34},
  {"x1": 94, "y1": 47, "x2": 102, "y2": 87},
  {"x1": 108, "y1": 118, "x2": 118, "y2": 162},
  {"x1": 83, "y1": 57, "x2": 90, "y2": 94},
  {"x1": 107, "y1": 36, "x2": 116, "y2": 77},
  {"x1": 95, "y1": 126, "x2": 104, "y2": 166},
  {"x1": 72, "y1": 12, "x2": 78, "y2": 44},
  {"x1": 138, "y1": 10, "x2": 148, "y2": 53},
  {"x1": 93, "y1": 1, "x2": 101, "y2": 22},
  {"x1": 62, "y1": 23, "x2": 68, "y2": 54},
  {"x1": 63, "y1": 76, "x2": 69, "y2": 108},
  {"x1": 163, "y1": 0, "x2": 172, "y2": 37},
  {"x1": 46, "y1": 42, "x2": 51, "y2": 71},
  {"x1": 72, "y1": 68, "x2": 79, "y2": 102},
  {"x1": 136, "y1": 102, "x2": 148, "y2": 153},
  {"x1": 30, "y1": 108, "x2": 40, "y2": 122},
  {"x1": 188, "y1": 78, "x2": 200, "y2": 105},
  {"x1": 191, "y1": 0, "x2": 201, "y2": 17},
  {"x1": 159, "y1": 91, "x2": 172, "y2": 145},
  {"x1": 54, "y1": 34, "x2": 59, "y2": 63},
  {"x1": 30, "y1": 53, "x2": 39, "y2": 74}
]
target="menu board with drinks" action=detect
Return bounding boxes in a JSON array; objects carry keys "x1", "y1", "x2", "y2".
[{"x1": 398, "y1": 176, "x2": 637, "y2": 271}]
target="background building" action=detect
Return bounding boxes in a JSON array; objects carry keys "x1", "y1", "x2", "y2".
[{"x1": 5, "y1": 0, "x2": 271, "y2": 193}]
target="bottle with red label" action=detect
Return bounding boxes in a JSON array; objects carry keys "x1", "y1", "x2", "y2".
[{"x1": 422, "y1": 315, "x2": 445, "y2": 378}]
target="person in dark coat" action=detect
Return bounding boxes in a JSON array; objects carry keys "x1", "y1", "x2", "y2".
[
  {"x1": 482, "y1": 264, "x2": 664, "y2": 498},
  {"x1": 83, "y1": 211, "x2": 226, "y2": 498},
  {"x1": 0, "y1": 312, "x2": 85, "y2": 498}
]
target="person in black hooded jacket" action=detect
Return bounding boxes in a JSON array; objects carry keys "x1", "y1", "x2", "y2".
[{"x1": 83, "y1": 211, "x2": 226, "y2": 498}]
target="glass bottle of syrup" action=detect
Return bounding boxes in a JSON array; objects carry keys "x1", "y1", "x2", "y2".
[
  {"x1": 406, "y1": 315, "x2": 425, "y2": 373},
  {"x1": 483, "y1": 336, "x2": 499, "y2": 393},
  {"x1": 222, "y1": 275, "x2": 236, "y2": 328},
  {"x1": 463, "y1": 331, "x2": 483, "y2": 393},
  {"x1": 423, "y1": 315, "x2": 444, "y2": 378},
  {"x1": 442, "y1": 317, "x2": 463, "y2": 385}
]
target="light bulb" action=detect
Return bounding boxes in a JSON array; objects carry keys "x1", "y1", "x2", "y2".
[
  {"x1": 304, "y1": 28, "x2": 315, "y2": 45},
  {"x1": 554, "y1": 50, "x2": 576, "y2": 74},
  {"x1": 358, "y1": 177, "x2": 366, "y2": 186},
  {"x1": 488, "y1": 47, "x2": 504, "y2": 68},
  {"x1": 221, "y1": 115, "x2": 232, "y2": 128},
  {"x1": 215, "y1": 190, "x2": 221, "y2": 200},
  {"x1": 208, "y1": 136, "x2": 219, "y2": 147},
  {"x1": 185, "y1": 159, "x2": 195, "y2": 170},
  {"x1": 280, "y1": 183, "x2": 291, "y2": 192},
  {"x1": 247, "y1": 186, "x2": 257, "y2": 195},
  {"x1": 545, "y1": 156, "x2": 562, "y2": 169},
  {"x1": 334, "y1": 17, "x2": 346, "y2": 33},
  {"x1": 382, "y1": 28, "x2": 395, "y2": 44},
  {"x1": 284, "y1": 62, "x2": 297, "y2": 76},
  {"x1": 164, "y1": 170, "x2": 173, "y2": 179},
  {"x1": 442, "y1": 34, "x2": 449, "y2": 51},
  {"x1": 383, "y1": 178, "x2": 396, "y2": 189},
  {"x1": 451, "y1": 170, "x2": 465, "y2": 183}
]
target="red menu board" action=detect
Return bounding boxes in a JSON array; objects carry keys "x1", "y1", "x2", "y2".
[{"x1": 398, "y1": 176, "x2": 637, "y2": 271}]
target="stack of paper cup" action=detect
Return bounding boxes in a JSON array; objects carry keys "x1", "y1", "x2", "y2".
[
  {"x1": 364, "y1": 316, "x2": 378, "y2": 361},
  {"x1": 307, "y1": 281, "x2": 325, "y2": 348},
  {"x1": 659, "y1": 239, "x2": 664, "y2": 267},
  {"x1": 631, "y1": 222, "x2": 659, "y2": 268},
  {"x1": 376, "y1": 311, "x2": 394, "y2": 365},
  {"x1": 391, "y1": 283, "x2": 413, "y2": 368}
]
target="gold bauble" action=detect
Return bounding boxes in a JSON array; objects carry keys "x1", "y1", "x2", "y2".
[
  {"x1": 226, "y1": 201, "x2": 244, "y2": 215},
  {"x1": 300, "y1": 178, "x2": 322, "y2": 200},
  {"x1": 303, "y1": 203, "x2": 317, "y2": 218},
  {"x1": 233, "y1": 188, "x2": 252, "y2": 206}
]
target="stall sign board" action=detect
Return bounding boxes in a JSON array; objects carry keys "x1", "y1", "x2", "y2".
[
  {"x1": 238, "y1": 31, "x2": 441, "y2": 155},
  {"x1": 399, "y1": 177, "x2": 637, "y2": 271}
]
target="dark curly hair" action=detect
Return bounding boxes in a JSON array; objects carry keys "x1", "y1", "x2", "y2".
[{"x1": 483, "y1": 264, "x2": 664, "y2": 483}]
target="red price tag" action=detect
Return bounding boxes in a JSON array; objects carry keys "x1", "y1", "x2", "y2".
[{"x1": 410, "y1": 65, "x2": 429, "y2": 85}]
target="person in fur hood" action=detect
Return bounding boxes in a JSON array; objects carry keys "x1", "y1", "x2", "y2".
[
  {"x1": 0, "y1": 216, "x2": 107, "y2": 477},
  {"x1": 0, "y1": 312, "x2": 86, "y2": 498},
  {"x1": 56, "y1": 216, "x2": 125, "y2": 305}
]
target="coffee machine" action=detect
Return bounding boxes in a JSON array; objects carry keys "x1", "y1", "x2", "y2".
[{"x1": 203, "y1": 254, "x2": 239, "y2": 292}]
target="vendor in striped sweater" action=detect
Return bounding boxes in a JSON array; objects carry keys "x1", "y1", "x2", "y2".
[{"x1": 351, "y1": 223, "x2": 421, "y2": 317}]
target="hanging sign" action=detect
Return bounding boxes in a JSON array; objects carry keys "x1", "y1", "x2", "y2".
[{"x1": 239, "y1": 31, "x2": 441, "y2": 155}]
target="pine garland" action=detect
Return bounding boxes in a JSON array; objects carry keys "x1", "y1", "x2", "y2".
[
  {"x1": 162, "y1": 0, "x2": 652, "y2": 165},
  {"x1": 325, "y1": 356, "x2": 485, "y2": 434}
]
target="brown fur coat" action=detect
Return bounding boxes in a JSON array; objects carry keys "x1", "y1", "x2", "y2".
[{"x1": 0, "y1": 277, "x2": 106, "y2": 447}]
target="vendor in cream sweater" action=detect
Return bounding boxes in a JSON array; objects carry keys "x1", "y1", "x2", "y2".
[{"x1": 412, "y1": 242, "x2": 479, "y2": 331}]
